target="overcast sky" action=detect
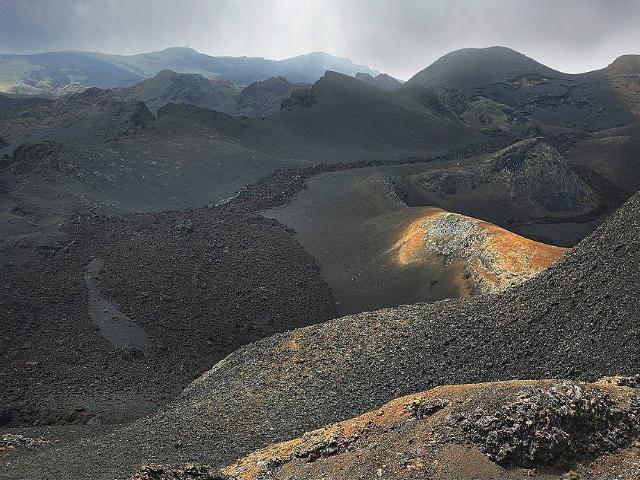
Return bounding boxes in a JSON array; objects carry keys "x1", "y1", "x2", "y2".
[{"x1": 0, "y1": 0, "x2": 638, "y2": 80}]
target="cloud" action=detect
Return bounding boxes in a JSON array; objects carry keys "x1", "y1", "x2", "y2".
[{"x1": 0, "y1": 0, "x2": 638, "y2": 79}]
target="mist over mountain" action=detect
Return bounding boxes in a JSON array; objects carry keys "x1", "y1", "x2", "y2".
[{"x1": 0, "y1": 47, "x2": 378, "y2": 95}]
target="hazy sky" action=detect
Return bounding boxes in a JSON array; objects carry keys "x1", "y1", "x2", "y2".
[{"x1": 0, "y1": 0, "x2": 638, "y2": 79}]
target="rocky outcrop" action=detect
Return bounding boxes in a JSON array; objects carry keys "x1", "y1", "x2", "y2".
[
  {"x1": 138, "y1": 378, "x2": 640, "y2": 480},
  {"x1": 460, "y1": 96, "x2": 529, "y2": 131},
  {"x1": 280, "y1": 87, "x2": 316, "y2": 109},
  {"x1": 0, "y1": 89, "x2": 154, "y2": 146},
  {"x1": 420, "y1": 138, "x2": 596, "y2": 212},
  {"x1": 117, "y1": 70, "x2": 240, "y2": 115},
  {"x1": 0, "y1": 434, "x2": 50, "y2": 456},
  {"x1": 131, "y1": 464, "x2": 224, "y2": 480},
  {"x1": 453, "y1": 381, "x2": 640, "y2": 467},
  {"x1": 236, "y1": 77, "x2": 306, "y2": 117},
  {"x1": 1, "y1": 142, "x2": 68, "y2": 174}
]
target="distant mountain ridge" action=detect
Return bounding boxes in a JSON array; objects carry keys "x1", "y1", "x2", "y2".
[
  {"x1": 405, "y1": 46, "x2": 640, "y2": 130},
  {"x1": 114, "y1": 70, "x2": 308, "y2": 117},
  {"x1": 0, "y1": 47, "x2": 378, "y2": 95}
]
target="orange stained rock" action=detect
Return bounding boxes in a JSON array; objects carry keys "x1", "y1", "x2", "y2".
[
  {"x1": 221, "y1": 379, "x2": 580, "y2": 480},
  {"x1": 390, "y1": 208, "x2": 567, "y2": 293}
]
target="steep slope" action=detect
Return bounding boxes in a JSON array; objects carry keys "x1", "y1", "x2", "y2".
[
  {"x1": 407, "y1": 46, "x2": 559, "y2": 92},
  {"x1": 7, "y1": 191, "x2": 638, "y2": 480},
  {"x1": 405, "y1": 47, "x2": 640, "y2": 131},
  {"x1": 566, "y1": 134, "x2": 640, "y2": 205}
]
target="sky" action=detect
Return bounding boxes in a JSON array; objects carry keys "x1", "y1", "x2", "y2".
[{"x1": 0, "y1": 0, "x2": 638, "y2": 80}]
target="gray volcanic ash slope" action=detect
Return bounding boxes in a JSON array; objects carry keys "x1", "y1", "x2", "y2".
[
  {"x1": 407, "y1": 46, "x2": 559, "y2": 92},
  {"x1": 7, "y1": 191, "x2": 638, "y2": 480},
  {"x1": 405, "y1": 46, "x2": 640, "y2": 131}
]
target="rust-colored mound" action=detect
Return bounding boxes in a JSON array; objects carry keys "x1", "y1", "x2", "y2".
[
  {"x1": 390, "y1": 208, "x2": 566, "y2": 294},
  {"x1": 132, "y1": 377, "x2": 640, "y2": 480}
]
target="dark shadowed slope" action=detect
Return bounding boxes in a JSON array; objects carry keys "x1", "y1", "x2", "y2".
[
  {"x1": 141, "y1": 71, "x2": 481, "y2": 162},
  {"x1": 6, "y1": 191, "x2": 638, "y2": 480},
  {"x1": 235, "y1": 76, "x2": 307, "y2": 117},
  {"x1": 240, "y1": 71, "x2": 481, "y2": 160},
  {"x1": 604, "y1": 54, "x2": 640, "y2": 114},
  {"x1": 407, "y1": 46, "x2": 559, "y2": 91},
  {"x1": 405, "y1": 47, "x2": 640, "y2": 131},
  {"x1": 403, "y1": 139, "x2": 599, "y2": 235}
]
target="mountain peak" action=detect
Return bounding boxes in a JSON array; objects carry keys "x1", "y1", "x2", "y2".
[{"x1": 407, "y1": 46, "x2": 559, "y2": 91}]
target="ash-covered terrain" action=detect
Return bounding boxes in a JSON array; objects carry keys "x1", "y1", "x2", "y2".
[{"x1": 1, "y1": 44, "x2": 639, "y2": 480}]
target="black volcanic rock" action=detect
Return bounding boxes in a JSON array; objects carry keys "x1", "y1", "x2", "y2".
[
  {"x1": 0, "y1": 204, "x2": 337, "y2": 428},
  {"x1": 279, "y1": 86, "x2": 316, "y2": 109},
  {"x1": 11, "y1": 189, "x2": 639, "y2": 480},
  {"x1": 2, "y1": 142, "x2": 67, "y2": 175}
]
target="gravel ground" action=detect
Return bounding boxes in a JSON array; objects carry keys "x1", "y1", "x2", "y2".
[
  {"x1": 3, "y1": 191, "x2": 637, "y2": 480},
  {"x1": 0, "y1": 205, "x2": 337, "y2": 428}
]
